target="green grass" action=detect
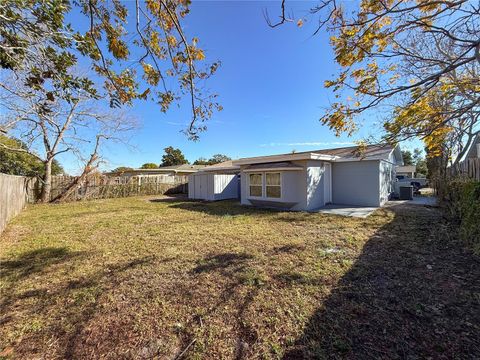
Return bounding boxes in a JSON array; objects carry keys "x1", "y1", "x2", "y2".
[{"x1": 1, "y1": 196, "x2": 479, "y2": 359}]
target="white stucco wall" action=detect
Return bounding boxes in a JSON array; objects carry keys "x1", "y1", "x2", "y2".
[
  {"x1": 332, "y1": 160, "x2": 381, "y2": 207},
  {"x1": 305, "y1": 160, "x2": 326, "y2": 210},
  {"x1": 238, "y1": 154, "x2": 396, "y2": 210},
  {"x1": 283, "y1": 169, "x2": 307, "y2": 210},
  {"x1": 240, "y1": 163, "x2": 307, "y2": 210},
  {"x1": 379, "y1": 160, "x2": 396, "y2": 205}
]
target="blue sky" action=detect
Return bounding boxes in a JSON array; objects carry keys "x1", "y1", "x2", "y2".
[{"x1": 60, "y1": 1, "x2": 420, "y2": 173}]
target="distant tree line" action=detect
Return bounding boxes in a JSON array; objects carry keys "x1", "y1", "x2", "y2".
[
  {"x1": 193, "y1": 154, "x2": 231, "y2": 166},
  {"x1": 401, "y1": 149, "x2": 427, "y2": 177},
  {"x1": 0, "y1": 135, "x2": 64, "y2": 177},
  {"x1": 112, "y1": 146, "x2": 231, "y2": 173}
]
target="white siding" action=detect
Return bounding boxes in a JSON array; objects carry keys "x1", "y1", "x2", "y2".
[
  {"x1": 189, "y1": 173, "x2": 212, "y2": 200},
  {"x1": 332, "y1": 160, "x2": 381, "y2": 206},
  {"x1": 188, "y1": 174, "x2": 194, "y2": 197},
  {"x1": 213, "y1": 174, "x2": 238, "y2": 200},
  {"x1": 188, "y1": 173, "x2": 238, "y2": 201}
]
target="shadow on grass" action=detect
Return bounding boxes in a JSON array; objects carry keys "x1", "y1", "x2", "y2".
[
  {"x1": 151, "y1": 197, "x2": 289, "y2": 218},
  {"x1": 282, "y1": 205, "x2": 480, "y2": 359},
  {"x1": 188, "y1": 251, "x2": 263, "y2": 359},
  {"x1": 150, "y1": 198, "x2": 345, "y2": 225},
  {"x1": 148, "y1": 194, "x2": 190, "y2": 203},
  {"x1": 0, "y1": 247, "x2": 88, "y2": 284},
  {"x1": 192, "y1": 252, "x2": 254, "y2": 274},
  {"x1": 0, "y1": 247, "x2": 157, "y2": 358}
]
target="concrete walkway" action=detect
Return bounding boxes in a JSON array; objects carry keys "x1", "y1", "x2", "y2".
[
  {"x1": 387, "y1": 196, "x2": 438, "y2": 207},
  {"x1": 314, "y1": 204, "x2": 378, "y2": 218},
  {"x1": 314, "y1": 196, "x2": 438, "y2": 218}
]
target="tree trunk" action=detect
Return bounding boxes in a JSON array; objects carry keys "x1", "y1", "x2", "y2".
[
  {"x1": 40, "y1": 159, "x2": 53, "y2": 202},
  {"x1": 51, "y1": 135, "x2": 102, "y2": 203}
]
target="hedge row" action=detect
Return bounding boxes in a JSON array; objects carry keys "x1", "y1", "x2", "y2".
[{"x1": 444, "y1": 179, "x2": 480, "y2": 255}]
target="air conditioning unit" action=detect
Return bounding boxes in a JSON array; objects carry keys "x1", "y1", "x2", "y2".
[{"x1": 399, "y1": 186, "x2": 413, "y2": 200}]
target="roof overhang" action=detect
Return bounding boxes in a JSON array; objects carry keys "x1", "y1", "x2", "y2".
[
  {"x1": 173, "y1": 169, "x2": 200, "y2": 173},
  {"x1": 232, "y1": 153, "x2": 337, "y2": 166},
  {"x1": 243, "y1": 166, "x2": 303, "y2": 172},
  {"x1": 333, "y1": 155, "x2": 387, "y2": 162},
  {"x1": 202, "y1": 166, "x2": 240, "y2": 172}
]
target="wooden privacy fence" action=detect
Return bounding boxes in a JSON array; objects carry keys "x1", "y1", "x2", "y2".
[
  {"x1": 0, "y1": 173, "x2": 188, "y2": 233},
  {"x1": 0, "y1": 173, "x2": 34, "y2": 234},
  {"x1": 0, "y1": 172, "x2": 188, "y2": 233},
  {"x1": 450, "y1": 158, "x2": 480, "y2": 181},
  {"x1": 47, "y1": 174, "x2": 188, "y2": 202}
]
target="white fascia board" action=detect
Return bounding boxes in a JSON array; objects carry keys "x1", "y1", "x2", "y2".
[
  {"x1": 333, "y1": 155, "x2": 393, "y2": 163},
  {"x1": 310, "y1": 153, "x2": 338, "y2": 161},
  {"x1": 328, "y1": 157, "x2": 379, "y2": 162},
  {"x1": 172, "y1": 169, "x2": 201, "y2": 173},
  {"x1": 232, "y1": 153, "x2": 337, "y2": 166},
  {"x1": 243, "y1": 167, "x2": 304, "y2": 172},
  {"x1": 202, "y1": 167, "x2": 240, "y2": 172}
]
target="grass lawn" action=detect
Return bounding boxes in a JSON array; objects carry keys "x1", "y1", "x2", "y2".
[{"x1": 1, "y1": 196, "x2": 479, "y2": 359}]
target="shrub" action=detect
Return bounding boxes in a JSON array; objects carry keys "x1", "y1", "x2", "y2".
[{"x1": 444, "y1": 179, "x2": 480, "y2": 255}]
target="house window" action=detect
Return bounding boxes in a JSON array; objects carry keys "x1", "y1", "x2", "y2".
[
  {"x1": 249, "y1": 173, "x2": 263, "y2": 197},
  {"x1": 265, "y1": 172, "x2": 281, "y2": 198}
]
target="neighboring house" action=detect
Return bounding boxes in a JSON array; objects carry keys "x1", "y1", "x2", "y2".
[
  {"x1": 107, "y1": 164, "x2": 206, "y2": 184},
  {"x1": 107, "y1": 164, "x2": 206, "y2": 177},
  {"x1": 396, "y1": 165, "x2": 416, "y2": 178},
  {"x1": 189, "y1": 144, "x2": 403, "y2": 209}
]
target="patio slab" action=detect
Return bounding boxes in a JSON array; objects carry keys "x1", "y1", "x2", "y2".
[
  {"x1": 314, "y1": 204, "x2": 378, "y2": 218},
  {"x1": 387, "y1": 196, "x2": 438, "y2": 207}
]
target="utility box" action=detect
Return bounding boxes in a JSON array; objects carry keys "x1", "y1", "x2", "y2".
[{"x1": 399, "y1": 186, "x2": 413, "y2": 200}]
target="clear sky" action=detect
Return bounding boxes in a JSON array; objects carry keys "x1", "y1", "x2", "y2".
[{"x1": 59, "y1": 1, "x2": 420, "y2": 173}]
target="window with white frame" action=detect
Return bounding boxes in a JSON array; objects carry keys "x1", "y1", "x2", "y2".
[
  {"x1": 249, "y1": 173, "x2": 263, "y2": 197},
  {"x1": 265, "y1": 172, "x2": 281, "y2": 198}
]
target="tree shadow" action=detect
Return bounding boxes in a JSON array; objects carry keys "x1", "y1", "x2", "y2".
[
  {"x1": 153, "y1": 198, "x2": 286, "y2": 218},
  {"x1": 270, "y1": 244, "x2": 306, "y2": 255},
  {"x1": 0, "y1": 247, "x2": 86, "y2": 281},
  {"x1": 192, "y1": 252, "x2": 254, "y2": 274},
  {"x1": 178, "y1": 250, "x2": 265, "y2": 358},
  {"x1": 282, "y1": 204, "x2": 480, "y2": 359},
  {"x1": 148, "y1": 194, "x2": 190, "y2": 203},
  {"x1": 0, "y1": 247, "x2": 157, "y2": 359}
]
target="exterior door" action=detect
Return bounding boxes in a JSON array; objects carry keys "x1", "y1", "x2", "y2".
[
  {"x1": 194, "y1": 175, "x2": 202, "y2": 199},
  {"x1": 324, "y1": 163, "x2": 332, "y2": 204}
]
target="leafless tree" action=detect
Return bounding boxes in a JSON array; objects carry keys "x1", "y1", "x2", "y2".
[{"x1": 0, "y1": 75, "x2": 136, "y2": 202}]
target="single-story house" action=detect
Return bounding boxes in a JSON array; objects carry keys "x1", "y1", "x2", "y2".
[
  {"x1": 396, "y1": 165, "x2": 416, "y2": 178},
  {"x1": 189, "y1": 144, "x2": 403, "y2": 210}
]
